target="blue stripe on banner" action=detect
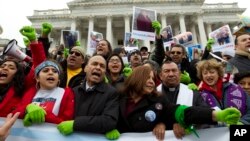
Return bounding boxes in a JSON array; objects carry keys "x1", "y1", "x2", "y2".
[{"x1": 10, "y1": 128, "x2": 107, "y2": 141}]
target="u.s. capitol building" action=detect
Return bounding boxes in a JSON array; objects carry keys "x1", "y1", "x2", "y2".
[{"x1": 27, "y1": 0, "x2": 246, "y2": 51}]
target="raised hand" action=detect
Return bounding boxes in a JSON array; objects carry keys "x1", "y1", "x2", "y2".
[
  {"x1": 206, "y1": 38, "x2": 215, "y2": 51},
  {"x1": 41, "y1": 22, "x2": 52, "y2": 37},
  {"x1": 19, "y1": 26, "x2": 37, "y2": 42},
  {"x1": 152, "y1": 21, "x2": 161, "y2": 36}
]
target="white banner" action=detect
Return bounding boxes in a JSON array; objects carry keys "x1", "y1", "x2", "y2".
[{"x1": 0, "y1": 118, "x2": 229, "y2": 141}]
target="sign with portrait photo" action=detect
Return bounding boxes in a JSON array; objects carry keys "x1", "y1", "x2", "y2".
[
  {"x1": 209, "y1": 25, "x2": 234, "y2": 53},
  {"x1": 87, "y1": 31, "x2": 103, "y2": 55},
  {"x1": 61, "y1": 30, "x2": 79, "y2": 49},
  {"x1": 131, "y1": 7, "x2": 156, "y2": 41},
  {"x1": 161, "y1": 25, "x2": 174, "y2": 48}
]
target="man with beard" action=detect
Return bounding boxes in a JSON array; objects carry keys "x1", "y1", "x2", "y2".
[
  {"x1": 57, "y1": 55, "x2": 119, "y2": 136},
  {"x1": 60, "y1": 46, "x2": 85, "y2": 88}
]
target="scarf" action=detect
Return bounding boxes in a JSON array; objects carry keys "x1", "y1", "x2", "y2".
[
  {"x1": 235, "y1": 50, "x2": 250, "y2": 59},
  {"x1": 199, "y1": 78, "x2": 223, "y2": 100}
]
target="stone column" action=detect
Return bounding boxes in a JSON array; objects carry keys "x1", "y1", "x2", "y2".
[
  {"x1": 206, "y1": 23, "x2": 212, "y2": 38},
  {"x1": 179, "y1": 13, "x2": 186, "y2": 33},
  {"x1": 197, "y1": 12, "x2": 207, "y2": 49},
  {"x1": 87, "y1": 16, "x2": 94, "y2": 48},
  {"x1": 70, "y1": 19, "x2": 76, "y2": 31},
  {"x1": 106, "y1": 15, "x2": 113, "y2": 46},
  {"x1": 174, "y1": 26, "x2": 179, "y2": 35},
  {"x1": 161, "y1": 13, "x2": 167, "y2": 28},
  {"x1": 124, "y1": 14, "x2": 130, "y2": 33},
  {"x1": 190, "y1": 24, "x2": 198, "y2": 44}
]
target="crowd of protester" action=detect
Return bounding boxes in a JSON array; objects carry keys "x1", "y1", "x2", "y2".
[{"x1": 0, "y1": 19, "x2": 249, "y2": 140}]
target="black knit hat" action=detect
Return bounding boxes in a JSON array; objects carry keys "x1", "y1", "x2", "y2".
[{"x1": 234, "y1": 71, "x2": 250, "y2": 84}]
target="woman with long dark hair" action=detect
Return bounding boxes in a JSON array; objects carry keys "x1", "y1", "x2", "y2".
[{"x1": 0, "y1": 25, "x2": 46, "y2": 117}]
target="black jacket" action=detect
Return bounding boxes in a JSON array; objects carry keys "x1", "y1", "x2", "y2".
[
  {"x1": 117, "y1": 94, "x2": 214, "y2": 133},
  {"x1": 73, "y1": 80, "x2": 119, "y2": 133}
]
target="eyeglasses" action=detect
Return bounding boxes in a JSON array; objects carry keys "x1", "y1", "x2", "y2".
[
  {"x1": 109, "y1": 59, "x2": 121, "y2": 63},
  {"x1": 69, "y1": 51, "x2": 81, "y2": 57},
  {"x1": 170, "y1": 51, "x2": 182, "y2": 55}
]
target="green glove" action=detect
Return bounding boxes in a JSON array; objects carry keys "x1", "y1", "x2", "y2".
[
  {"x1": 206, "y1": 38, "x2": 215, "y2": 51},
  {"x1": 152, "y1": 21, "x2": 161, "y2": 36},
  {"x1": 41, "y1": 22, "x2": 52, "y2": 36},
  {"x1": 180, "y1": 71, "x2": 191, "y2": 84},
  {"x1": 57, "y1": 120, "x2": 74, "y2": 135},
  {"x1": 23, "y1": 37, "x2": 30, "y2": 48},
  {"x1": 26, "y1": 103, "x2": 46, "y2": 123},
  {"x1": 19, "y1": 26, "x2": 37, "y2": 42},
  {"x1": 188, "y1": 83, "x2": 198, "y2": 91},
  {"x1": 104, "y1": 75, "x2": 109, "y2": 83},
  {"x1": 215, "y1": 108, "x2": 241, "y2": 125},
  {"x1": 237, "y1": 121, "x2": 244, "y2": 125},
  {"x1": 75, "y1": 41, "x2": 81, "y2": 46},
  {"x1": 105, "y1": 129, "x2": 120, "y2": 140},
  {"x1": 123, "y1": 66, "x2": 133, "y2": 77},
  {"x1": 64, "y1": 48, "x2": 69, "y2": 58},
  {"x1": 23, "y1": 114, "x2": 32, "y2": 127}
]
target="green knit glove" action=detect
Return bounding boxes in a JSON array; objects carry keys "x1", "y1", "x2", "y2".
[
  {"x1": 23, "y1": 37, "x2": 30, "y2": 48},
  {"x1": 152, "y1": 21, "x2": 161, "y2": 36},
  {"x1": 123, "y1": 66, "x2": 133, "y2": 77},
  {"x1": 23, "y1": 114, "x2": 32, "y2": 127},
  {"x1": 105, "y1": 129, "x2": 120, "y2": 140},
  {"x1": 57, "y1": 120, "x2": 74, "y2": 135},
  {"x1": 75, "y1": 41, "x2": 81, "y2": 46},
  {"x1": 180, "y1": 71, "x2": 191, "y2": 84},
  {"x1": 41, "y1": 22, "x2": 52, "y2": 36},
  {"x1": 104, "y1": 75, "x2": 109, "y2": 83},
  {"x1": 206, "y1": 38, "x2": 215, "y2": 51},
  {"x1": 64, "y1": 48, "x2": 69, "y2": 58},
  {"x1": 19, "y1": 26, "x2": 37, "y2": 42},
  {"x1": 175, "y1": 105, "x2": 199, "y2": 138},
  {"x1": 26, "y1": 103, "x2": 46, "y2": 123},
  {"x1": 237, "y1": 121, "x2": 244, "y2": 125},
  {"x1": 188, "y1": 83, "x2": 198, "y2": 91},
  {"x1": 215, "y1": 108, "x2": 241, "y2": 125}
]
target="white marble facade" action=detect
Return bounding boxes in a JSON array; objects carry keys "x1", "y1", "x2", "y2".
[{"x1": 27, "y1": 0, "x2": 246, "y2": 51}]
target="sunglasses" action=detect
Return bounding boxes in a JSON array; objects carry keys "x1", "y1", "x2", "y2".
[
  {"x1": 170, "y1": 51, "x2": 182, "y2": 55},
  {"x1": 69, "y1": 51, "x2": 81, "y2": 57}
]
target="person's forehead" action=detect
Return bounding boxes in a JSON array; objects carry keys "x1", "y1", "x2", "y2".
[
  {"x1": 162, "y1": 63, "x2": 178, "y2": 69},
  {"x1": 71, "y1": 49, "x2": 81, "y2": 52},
  {"x1": 89, "y1": 56, "x2": 106, "y2": 63},
  {"x1": 171, "y1": 47, "x2": 183, "y2": 51},
  {"x1": 110, "y1": 56, "x2": 119, "y2": 60},
  {"x1": 238, "y1": 34, "x2": 250, "y2": 40},
  {"x1": 98, "y1": 40, "x2": 107, "y2": 45}
]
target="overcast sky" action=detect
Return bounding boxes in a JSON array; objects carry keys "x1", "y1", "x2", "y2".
[{"x1": 0, "y1": 0, "x2": 249, "y2": 47}]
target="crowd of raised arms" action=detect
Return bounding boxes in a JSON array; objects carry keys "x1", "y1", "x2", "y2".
[{"x1": 0, "y1": 20, "x2": 249, "y2": 141}]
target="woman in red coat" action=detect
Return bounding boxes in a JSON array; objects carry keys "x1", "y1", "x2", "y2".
[{"x1": 0, "y1": 39, "x2": 45, "y2": 117}]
